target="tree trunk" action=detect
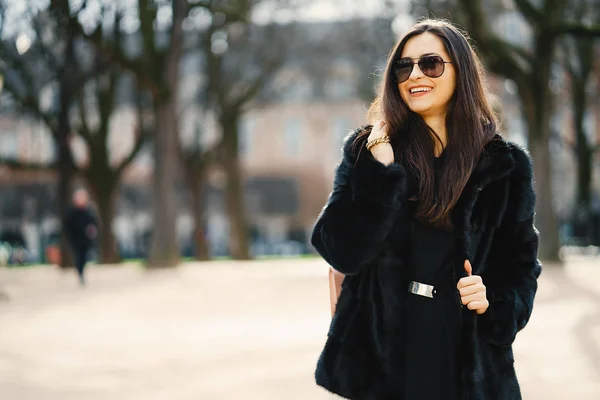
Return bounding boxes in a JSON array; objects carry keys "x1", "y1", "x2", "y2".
[
  {"x1": 57, "y1": 28, "x2": 76, "y2": 269},
  {"x1": 189, "y1": 171, "x2": 211, "y2": 260},
  {"x1": 148, "y1": 100, "x2": 181, "y2": 267},
  {"x1": 574, "y1": 96, "x2": 592, "y2": 209},
  {"x1": 570, "y1": 61, "x2": 594, "y2": 244},
  {"x1": 221, "y1": 115, "x2": 251, "y2": 260},
  {"x1": 523, "y1": 89, "x2": 561, "y2": 262},
  {"x1": 147, "y1": 0, "x2": 185, "y2": 268},
  {"x1": 90, "y1": 181, "x2": 120, "y2": 264},
  {"x1": 529, "y1": 133, "x2": 561, "y2": 262},
  {"x1": 58, "y1": 163, "x2": 74, "y2": 268},
  {"x1": 515, "y1": 34, "x2": 562, "y2": 263}
]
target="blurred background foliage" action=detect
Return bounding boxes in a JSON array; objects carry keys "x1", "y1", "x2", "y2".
[{"x1": 0, "y1": 0, "x2": 598, "y2": 268}]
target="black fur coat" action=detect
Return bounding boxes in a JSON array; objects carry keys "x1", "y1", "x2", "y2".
[{"x1": 311, "y1": 126, "x2": 542, "y2": 400}]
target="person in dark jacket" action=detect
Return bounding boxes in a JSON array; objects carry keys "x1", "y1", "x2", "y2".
[
  {"x1": 65, "y1": 188, "x2": 98, "y2": 285},
  {"x1": 311, "y1": 19, "x2": 541, "y2": 400}
]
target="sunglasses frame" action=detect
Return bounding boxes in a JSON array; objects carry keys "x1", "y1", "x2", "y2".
[{"x1": 391, "y1": 55, "x2": 453, "y2": 83}]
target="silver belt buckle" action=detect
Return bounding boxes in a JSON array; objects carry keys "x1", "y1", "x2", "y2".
[{"x1": 408, "y1": 281, "x2": 435, "y2": 298}]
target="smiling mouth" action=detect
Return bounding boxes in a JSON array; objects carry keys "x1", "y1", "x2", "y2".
[{"x1": 409, "y1": 87, "x2": 432, "y2": 94}]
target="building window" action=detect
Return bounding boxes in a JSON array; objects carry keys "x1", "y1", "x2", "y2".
[
  {"x1": 239, "y1": 116, "x2": 256, "y2": 156},
  {"x1": 332, "y1": 116, "x2": 352, "y2": 155},
  {"x1": 325, "y1": 60, "x2": 355, "y2": 100},
  {"x1": 272, "y1": 69, "x2": 313, "y2": 102},
  {"x1": 325, "y1": 77, "x2": 352, "y2": 100},
  {"x1": 284, "y1": 117, "x2": 303, "y2": 157},
  {"x1": 0, "y1": 131, "x2": 19, "y2": 160}
]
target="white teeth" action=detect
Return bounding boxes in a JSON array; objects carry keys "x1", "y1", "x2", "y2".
[{"x1": 410, "y1": 87, "x2": 432, "y2": 94}]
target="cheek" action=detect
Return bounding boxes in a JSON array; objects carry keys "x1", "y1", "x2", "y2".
[
  {"x1": 444, "y1": 74, "x2": 457, "y2": 99},
  {"x1": 436, "y1": 80, "x2": 455, "y2": 104},
  {"x1": 398, "y1": 84, "x2": 409, "y2": 101}
]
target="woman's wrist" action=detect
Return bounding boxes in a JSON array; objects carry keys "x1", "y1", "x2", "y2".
[
  {"x1": 370, "y1": 143, "x2": 394, "y2": 166},
  {"x1": 366, "y1": 135, "x2": 390, "y2": 151}
]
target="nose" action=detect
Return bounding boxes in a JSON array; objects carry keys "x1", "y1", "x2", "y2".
[{"x1": 409, "y1": 62, "x2": 425, "y2": 80}]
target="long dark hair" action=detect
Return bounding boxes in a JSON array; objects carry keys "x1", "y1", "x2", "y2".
[{"x1": 356, "y1": 19, "x2": 498, "y2": 229}]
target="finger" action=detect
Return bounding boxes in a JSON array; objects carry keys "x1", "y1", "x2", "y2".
[
  {"x1": 464, "y1": 260, "x2": 472, "y2": 276},
  {"x1": 466, "y1": 300, "x2": 489, "y2": 313},
  {"x1": 460, "y1": 292, "x2": 486, "y2": 305},
  {"x1": 459, "y1": 282, "x2": 486, "y2": 297},
  {"x1": 373, "y1": 120, "x2": 385, "y2": 132},
  {"x1": 370, "y1": 120, "x2": 388, "y2": 137},
  {"x1": 476, "y1": 301, "x2": 490, "y2": 314},
  {"x1": 456, "y1": 275, "x2": 482, "y2": 289}
]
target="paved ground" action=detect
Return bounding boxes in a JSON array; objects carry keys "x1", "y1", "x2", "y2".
[{"x1": 0, "y1": 257, "x2": 599, "y2": 400}]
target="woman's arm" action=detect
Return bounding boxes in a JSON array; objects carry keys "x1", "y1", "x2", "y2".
[
  {"x1": 311, "y1": 127, "x2": 409, "y2": 276},
  {"x1": 478, "y1": 144, "x2": 542, "y2": 347}
]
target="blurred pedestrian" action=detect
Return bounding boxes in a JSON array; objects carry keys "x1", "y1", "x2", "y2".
[
  {"x1": 65, "y1": 188, "x2": 98, "y2": 285},
  {"x1": 311, "y1": 19, "x2": 541, "y2": 400}
]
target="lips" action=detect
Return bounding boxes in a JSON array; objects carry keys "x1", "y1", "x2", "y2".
[{"x1": 409, "y1": 86, "x2": 432, "y2": 94}]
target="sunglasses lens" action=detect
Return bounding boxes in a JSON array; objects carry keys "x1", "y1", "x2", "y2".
[
  {"x1": 393, "y1": 61, "x2": 413, "y2": 83},
  {"x1": 418, "y1": 56, "x2": 444, "y2": 78}
]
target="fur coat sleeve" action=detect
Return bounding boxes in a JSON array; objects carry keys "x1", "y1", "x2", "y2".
[
  {"x1": 310, "y1": 127, "x2": 409, "y2": 275},
  {"x1": 478, "y1": 144, "x2": 543, "y2": 347}
]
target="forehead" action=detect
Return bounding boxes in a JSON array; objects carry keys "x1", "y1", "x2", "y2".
[{"x1": 400, "y1": 32, "x2": 450, "y2": 59}]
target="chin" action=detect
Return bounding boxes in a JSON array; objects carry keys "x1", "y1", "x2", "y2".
[{"x1": 408, "y1": 104, "x2": 433, "y2": 116}]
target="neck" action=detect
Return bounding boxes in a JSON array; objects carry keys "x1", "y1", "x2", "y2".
[{"x1": 422, "y1": 114, "x2": 447, "y2": 157}]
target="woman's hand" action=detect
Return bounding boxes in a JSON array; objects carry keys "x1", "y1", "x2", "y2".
[
  {"x1": 457, "y1": 260, "x2": 489, "y2": 314},
  {"x1": 368, "y1": 120, "x2": 394, "y2": 166}
]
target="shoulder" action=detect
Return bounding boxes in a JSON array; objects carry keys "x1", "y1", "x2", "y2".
[
  {"x1": 506, "y1": 141, "x2": 534, "y2": 181},
  {"x1": 341, "y1": 125, "x2": 373, "y2": 162},
  {"x1": 505, "y1": 141, "x2": 536, "y2": 219}
]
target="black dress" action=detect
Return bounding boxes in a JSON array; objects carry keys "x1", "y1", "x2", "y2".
[{"x1": 402, "y1": 154, "x2": 463, "y2": 400}]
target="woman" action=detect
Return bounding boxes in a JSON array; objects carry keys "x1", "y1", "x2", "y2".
[{"x1": 311, "y1": 19, "x2": 542, "y2": 400}]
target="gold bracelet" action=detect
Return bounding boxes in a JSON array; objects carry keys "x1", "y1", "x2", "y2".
[{"x1": 366, "y1": 135, "x2": 390, "y2": 151}]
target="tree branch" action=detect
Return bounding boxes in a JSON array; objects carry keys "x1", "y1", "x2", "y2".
[
  {"x1": 138, "y1": 0, "x2": 158, "y2": 67},
  {"x1": 1, "y1": 77, "x2": 58, "y2": 135},
  {"x1": 553, "y1": 23, "x2": 600, "y2": 37},
  {"x1": 71, "y1": 19, "x2": 161, "y2": 96},
  {"x1": 513, "y1": 0, "x2": 542, "y2": 24},
  {"x1": 504, "y1": 41, "x2": 534, "y2": 66},
  {"x1": 189, "y1": 0, "x2": 250, "y2": 23},
  {"x1": 76, "y1": 89, "x2": 93, "y2": 146},
  {"x1": 232, "y1": 71, "x2": 271, "y2": 111},
  {"x1": 115, "y1": 85, "x2": 151, "y2": 177},
  {"x1": 458, "y1": 0, "x2": 529, "y2": 82},
  {"x1": 114, "y1": 126, "x2": 150, "y2": 177},
  {"x1": 97, "y1": 68, "x2": 118, "y2": 140},
  {"x1": 28, "y1": 1, "x2": 61, "y2": 73}
]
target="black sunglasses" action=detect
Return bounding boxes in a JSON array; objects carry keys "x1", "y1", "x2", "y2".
[{"x1": 392, "y1": 55, "x2": 452, "y2": 83}]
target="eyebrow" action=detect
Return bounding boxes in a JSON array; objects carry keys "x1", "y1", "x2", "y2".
[{"x1": 398, "y1": 52, "x2": 440, "y2": 60}]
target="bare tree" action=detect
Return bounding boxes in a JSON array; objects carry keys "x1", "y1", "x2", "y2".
[
  {"x1": 180, "y1": 117, "x2": 217, "y2": 261},
  {"x1": 0, "y1": 0, "x2": 82, "y2": 267},
  {"x1": 457, "y1": 0, "x2": 600, "y2": 261},
  {"x1": 71, "y1": 0, "x2": 288, "y2": 263},
  {"x1": 75, "y1": 72, "x2": 151, "y2": 263},
  {"x1": 560, "y1": 1, "x2": 600, "y2": 244},
  {"x1": 77, "y1": 0, "x2": 189, "y2": 267},
  {"x1": 0, "y1": 2, "x2": 151, "y2": 264},
  {"x1": 201, "y1": 9, "x2": 294, "y2": 259}
]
